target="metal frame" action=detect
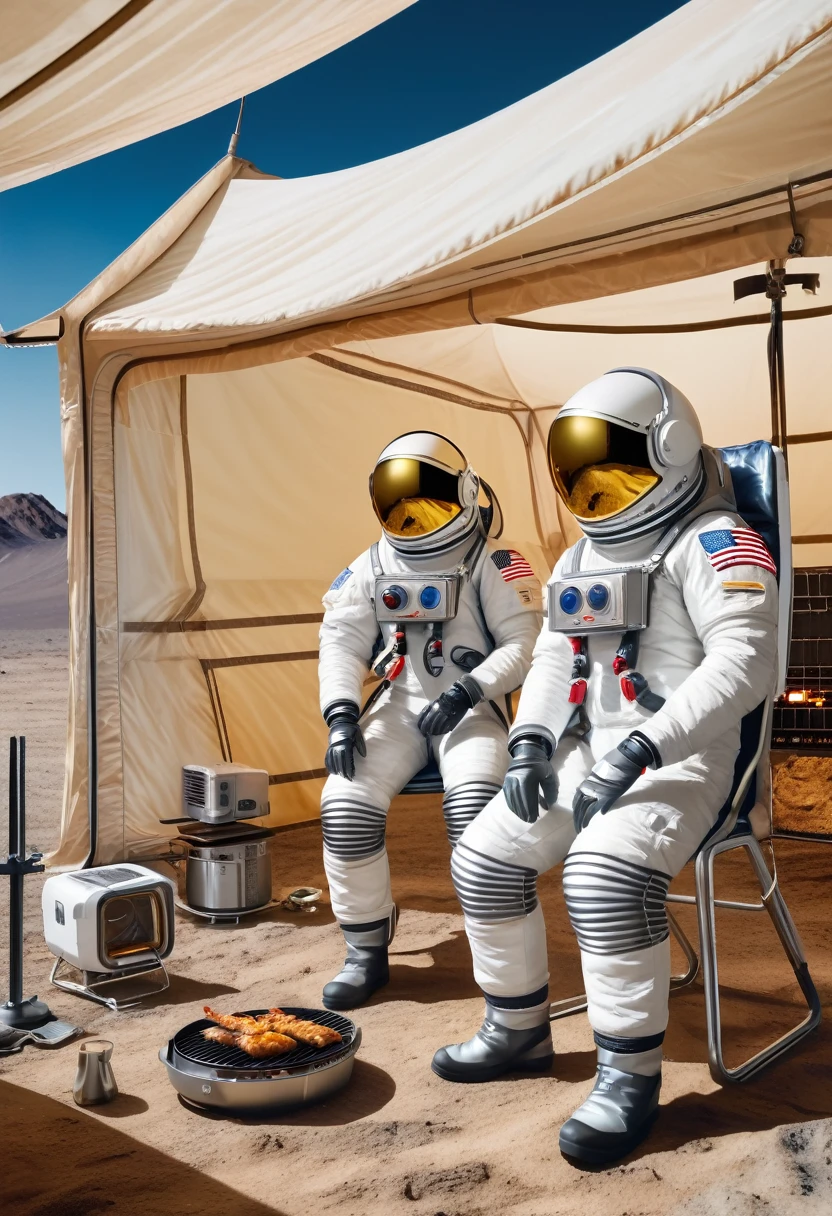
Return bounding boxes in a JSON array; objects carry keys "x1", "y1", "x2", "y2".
[
  {"x1": 692, "y1": 830, "x2": 821, "y2": 1083},
  {"x1": 550, "y1": 829, "x2": 821, "y2": 1083},
  {"x1": 49, "y1": 952, "x2": 170, "y2": 1011}
]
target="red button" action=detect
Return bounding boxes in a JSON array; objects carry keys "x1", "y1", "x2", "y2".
[
  {"x1": 620, "y1": 677, "x2": 637, "y2": 702},
  {"x1": 568, "y1": 679, "x2": 587, "y2": 705}
]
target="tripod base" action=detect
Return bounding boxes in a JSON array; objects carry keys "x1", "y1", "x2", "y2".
[{"x1": 0, "y1": 995, "x2": 53, "y2": 1030}]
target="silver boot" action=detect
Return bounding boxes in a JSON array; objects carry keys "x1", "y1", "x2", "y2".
[
  {"x1": 432, "y1": 1000, "x2": 554, "y2": 1083},
  {"x1": 322, "y1": 911, "x2": 396, "y2": 1010},
  {"x1": 559, "y1": 1045, "x2": 662, "y2": 1165}
]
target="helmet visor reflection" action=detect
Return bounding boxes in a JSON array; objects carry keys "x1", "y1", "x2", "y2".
[
  {"x1": 547, "y1": 415, "x2": 659, "y2": 521},
  {"x1": 371, "y1": 458, "x2": 461, "y2": 537}
]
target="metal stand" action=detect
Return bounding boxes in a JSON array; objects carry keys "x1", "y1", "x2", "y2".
[
  {"x1": 174, "y1": 896, "x2": 282, "y2": 925},
  {"x1": 0, "y1": 737, "x2": 53, "y2": 1030},
  {"x1": 50, "y1": 951, "x2": 170, "y2": 1011}
]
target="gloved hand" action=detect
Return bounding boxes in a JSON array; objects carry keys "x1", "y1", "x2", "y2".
[
  {"x1": 418, "y1": 676, "x2": 483, "y2": 736},
  {"x1": 572, "y1": 732, "x2": 660, "y2": 833},
  {"x1": 503, "y1": 735, "x2": 559, "y2": 824},
  {"x1": 324, "y1": 702, "x2": 367, "y2": 781}
]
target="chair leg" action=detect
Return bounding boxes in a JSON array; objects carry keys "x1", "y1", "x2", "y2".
[
  {"x1": 696, "y1": 834, "x2": 822, "y2": 1085},
  {"x1": 668, "y1": 909, "x2": 699, "y2": 990}
]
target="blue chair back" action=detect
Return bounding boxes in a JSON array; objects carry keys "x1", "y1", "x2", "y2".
[{"x1": 699, "y1": 441, "x2": 789, "y2": 845}]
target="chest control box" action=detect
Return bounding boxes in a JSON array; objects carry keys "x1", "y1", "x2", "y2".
[
  {"x1": 548, "y1": 567, "x2": 649, "y2": 635},
  {"x1": 373, "y1": 574, "x2": 462, "y2": 622}
]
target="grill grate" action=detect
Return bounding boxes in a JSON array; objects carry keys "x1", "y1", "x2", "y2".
[{"x1": 173, "y1": 1008, "x2": 355, "y2": 1074}]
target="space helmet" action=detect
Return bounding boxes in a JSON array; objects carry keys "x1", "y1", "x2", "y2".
[
  {"x1": 369, "y1": 432, "x2": 500, "y2": 558},
  {"x1": 546, "y1": 368, "x2": 705, "y2": 544}
]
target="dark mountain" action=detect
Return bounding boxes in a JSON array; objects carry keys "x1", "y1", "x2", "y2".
[{"x1": 0, "y1": 493, "x2": 67, "y2": 549}]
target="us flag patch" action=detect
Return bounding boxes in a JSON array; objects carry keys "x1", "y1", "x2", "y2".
[
  {"x1": 491, "y1": 549, "x2": 535, "y2": 583},
  {"x1": 698, "y1": 528, "x2": 776, "y2": 576}
]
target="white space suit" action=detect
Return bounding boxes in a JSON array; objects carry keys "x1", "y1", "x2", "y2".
[
  {"x1": 319, "y1": 432, "x2": 540, "y2": 1009},
  {"x1": 433, "y1": 370, "x2": 779, "y2": 1166}
]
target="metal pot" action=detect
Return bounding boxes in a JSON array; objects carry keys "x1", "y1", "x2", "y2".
[{"x1": 185, "y1": 837, "x2": 271, "y2": 914}]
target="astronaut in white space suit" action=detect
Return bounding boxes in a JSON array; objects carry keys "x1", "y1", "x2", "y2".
[
  {"x1": 432, "y1": 369, "x2": 779, "y2": 1165},
  {"x1": 318, "y1": 431, "x2": 541, "y2": 1011}
]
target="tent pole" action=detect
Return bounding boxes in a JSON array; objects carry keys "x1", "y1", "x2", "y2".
[{"x1": 227, "y1": 97, "x2": 246, "y2": 157}]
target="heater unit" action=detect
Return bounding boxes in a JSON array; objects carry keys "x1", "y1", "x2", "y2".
[
  {"x1": 182, "y1": 763, "x2": 269, "y2": 824},
  {"x1": 42, "y1": 865, "x2": 175, "y2": 1008}
]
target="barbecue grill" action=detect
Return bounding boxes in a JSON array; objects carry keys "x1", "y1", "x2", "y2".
[{"x1": 160, "y1": 1007, "x2": 360, "y2": 1113}]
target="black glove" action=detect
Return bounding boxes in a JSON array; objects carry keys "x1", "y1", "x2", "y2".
[
  {"x1": 503, "y1": 735, "x2": 559, "y2": 824},
  {"x1": 418, "y1": 676, "x2": 483, "y2": 736},
  {"x1": 572, "y1": 732, "x2": 660, "y2": 834},
  {"x1": 323, "y1": 701, "x2": 366, "y2": 781}
]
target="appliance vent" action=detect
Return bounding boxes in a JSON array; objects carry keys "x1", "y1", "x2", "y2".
[
  {"x1": 183, "y1": 768, "x2": 208, "y2": 808},
  {"x1": 73, "y1": 866, "x2": 142, "y2": 887}
]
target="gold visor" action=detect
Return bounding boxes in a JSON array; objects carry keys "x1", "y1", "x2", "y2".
[
  {"x1": 547, "y1": 415, "x2": 660, "y2": 521},
  {"x1": 371, "y1": 458, "x2": 461, "y2": 537}
]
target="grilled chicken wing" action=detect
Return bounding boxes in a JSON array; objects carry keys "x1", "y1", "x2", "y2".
[
  {"x1": 203, "y1": 1006, "x2": 261, "y2": 1033},
  {"x1": 201, "y1": 1024, "x2": 296, "y2": 1056},
  {"x1": 236, "y1": 1031, "x2": 297, "y2": 1057},
  {"x1": 258, "y1": 1007, "x2": 343, "y2": 1047}
]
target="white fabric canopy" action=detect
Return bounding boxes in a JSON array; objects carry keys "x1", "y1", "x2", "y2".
[
  {"x1": 0, "y1": 0, "x2": 414, "y2": 191},
  {"x1": 4, "y1": 0, "x2": 831, "y2": 867}
]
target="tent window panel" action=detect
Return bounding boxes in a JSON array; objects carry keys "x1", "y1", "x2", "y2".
[
  {"x1": 781, "y1": 314, "x2": 832, "y2": 437},
  {"x1": 120, "y1": 654, "x2": 221, "y2": 831},
  {"x1": 185, "y1": 357, "x2": 537, "y2": 615},
  {"x1": 498, "y1": 326, "x2": 772, "y2": 448},
  {"x1": 785, "y1": 441, "x2": 832, "y2": 543},
  {"x1": 210, "y1": 657, "x2": 328, "y2": 789},
  {"x1": 115, "y1": 376, "x2": 195, "y2": 622}
]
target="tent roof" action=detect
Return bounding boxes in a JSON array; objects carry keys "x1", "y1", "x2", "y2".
[
  {"x1": 71, "y1": 0, "x2": 832, "y2": 348},
  {"x1": 5, "y1": 0, "x2": 832, "y2": 352},
  {"x1": 0, "y1": 0, "x2": 413, "y2": 192}
]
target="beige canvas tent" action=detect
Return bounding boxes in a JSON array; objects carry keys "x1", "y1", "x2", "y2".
[
  {"x1": 4, "y1": 0, "x2": 832, "y2": 866},
  {"x1": 0, "y1": 0, "x2": 415, "y2": 191}
]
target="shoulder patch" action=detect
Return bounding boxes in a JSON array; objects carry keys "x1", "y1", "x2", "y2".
[
  {"x1": 698, "y1": 528, "x2": 776, "y2": 576},
  {"x1": 329, "y1": 567, "x2": 354, "y2": 592},
  {"x1": 491, "y1": 549, "x2": 536, "y2": 584}
]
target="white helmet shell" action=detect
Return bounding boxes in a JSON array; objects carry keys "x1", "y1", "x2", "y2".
[
  {"x1": 553, "y1": 368, "x2": 705, "y2": 544},
  {"x1": 370, "y1": 431, "x2": 481, "y2": 557}
]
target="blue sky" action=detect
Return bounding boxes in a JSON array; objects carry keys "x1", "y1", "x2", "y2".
[{"x1": 0, "y1": 0, "x2": 683, "y2": 510}]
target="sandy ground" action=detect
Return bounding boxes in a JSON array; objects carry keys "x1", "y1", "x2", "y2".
[
  {"x1": 0, "y1": 541, "x2": 68, "y2": 630},
  {"x1": 2, "y1": 632, "x2": 832, "y2": 1216}
]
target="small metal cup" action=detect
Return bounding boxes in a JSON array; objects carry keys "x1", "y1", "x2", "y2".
[{"x1": 73, "y1": 1039, "x2": 118, "y2": 1106}]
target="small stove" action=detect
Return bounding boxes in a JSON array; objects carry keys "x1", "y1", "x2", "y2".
[{"x1": 160, "y1": 1008, "x2": 360, "y2": 1113}]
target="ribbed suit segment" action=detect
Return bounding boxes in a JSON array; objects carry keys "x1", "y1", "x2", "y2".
[
  {"x1": 320, "y1": 798, "x2": 387, "y2": 860},
  {"x1": 442, "y1": 781, "x2": 501, "y2": 846},
  {"x1": 452, "y1": 841, "x2": 539, "y2": 921},
  {"x1": 563, "y1": 852, "x2": 670, "y2": 956}
]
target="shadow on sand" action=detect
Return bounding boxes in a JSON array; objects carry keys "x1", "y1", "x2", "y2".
[{"x1": 0, "y1": 1079, "x2": 285, "y2": 1216}]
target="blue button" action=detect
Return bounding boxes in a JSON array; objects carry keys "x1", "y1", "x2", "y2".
[
  {"x1": 587, "y1": 583, "x2": 610, "y2": 611},
  {"x1": 559, "y1": 586, "x2": 582, "y2": 615},
  {"x1": 420, "y1": 586, "x2": 442, "y2": 610}
]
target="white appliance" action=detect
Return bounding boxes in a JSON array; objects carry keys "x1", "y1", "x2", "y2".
[
  {"x1": 42, "y1": 865, "x2": 175, "y2": 974},
  {"x1": 182, "y1": 763, "x2": 269, "y2": 824}
]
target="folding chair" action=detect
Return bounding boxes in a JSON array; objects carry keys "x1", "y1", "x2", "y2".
[{"x1": 551, "y1": 441, "x2": 822, "y2": 1084}]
